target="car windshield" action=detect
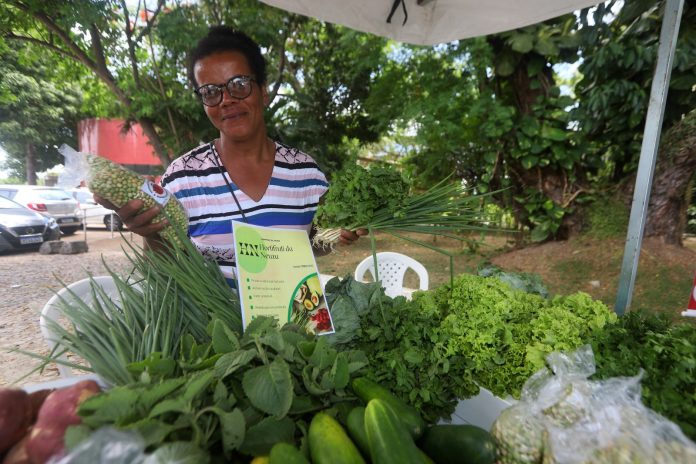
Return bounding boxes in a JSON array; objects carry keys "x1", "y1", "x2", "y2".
[
  {"x1": 34, "y1": 189, "x2": 73, "y2": 201},
  {"x1": 0, "y1": 196, "x2": 22, "y2": 209}
]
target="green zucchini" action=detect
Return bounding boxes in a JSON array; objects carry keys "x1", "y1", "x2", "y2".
[
  {"x1": 417, "y1": 424, "x2": 497, "y2": 464},
  {"x1": 364, "y1": 399, "x2": 427, "y2": 464},
  {"x1": 269, "y1": 442, "x2": 309, "y2": 464},
  {"x1": 345, "y1": 406, "x2": 370, "y2": 457},
  {"x1": 308, "y1": 412, "x2": 365, "y2": 464},
  {"x1": 351, "y1": 377, "x2": 426, "y2": 439}
]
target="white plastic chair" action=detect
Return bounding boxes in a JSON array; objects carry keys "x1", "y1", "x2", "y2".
[
  {"x1": 354, "y1": 252, "x2": 429, "y2": 298},
  {"x1": 40, "y1": 275, "x2": 121, "y2": 378}
]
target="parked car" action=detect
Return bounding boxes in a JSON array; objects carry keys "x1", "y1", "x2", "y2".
[
  {"x1": 70, "y1": 187, "x2": 123, "y2": 231},
  {"x1": 0, "y1": 195, "x2": 61, "y2": 252},
  {"x1": 0, "y1": 185, "x2": 83, "y2": 235}
]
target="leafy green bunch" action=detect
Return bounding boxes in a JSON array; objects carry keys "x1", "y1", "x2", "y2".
[
  {"x1": 69, "y1": 317, "x2": 368, "y2": 461},
  {"x1": 325, "y1": 272, "x2": 617, "y2": 422},
  {"x1": 36, "y1": 225, "x2": 243, "y2": 386},
  {"x1": 440, "y1": 274, "x2": 617, "y2": 398},
  {"x1": 591, "y1": 311, "x2": 696, "y2": 441},
  {"x1": 314, "y1": 163, "x2": 410, "y2": 231},
  {"x1": 325, "y1": 276, "x2": 479, "y2": 423}
]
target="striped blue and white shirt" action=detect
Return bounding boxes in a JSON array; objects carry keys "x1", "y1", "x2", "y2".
[{"x1": 161, "y1": 141, "x2": 329, "y2": 286}]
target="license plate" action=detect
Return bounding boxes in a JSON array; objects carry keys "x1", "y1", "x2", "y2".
[
  {"x1": 58, "y1": 217, "x2": 75, "y2": 224},
  {"x1": 20, "y1": 235, "x2": 44, "y2": 245}
]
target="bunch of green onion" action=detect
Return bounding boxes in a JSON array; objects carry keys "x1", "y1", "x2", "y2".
[
  {"x1": 313, "y1": 164, "x2": 500, "y2": 286},
  {"x1": 27, "y1": 226, "x2": 242, "y2": 386}
]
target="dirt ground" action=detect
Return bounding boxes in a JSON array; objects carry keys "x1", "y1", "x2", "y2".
[{"x1": 0, "y1": 229, "x2": 140, "y2": 387}]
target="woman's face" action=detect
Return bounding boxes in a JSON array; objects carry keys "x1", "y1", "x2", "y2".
[{"x1": 194, "y1": 51, "x2": 268, "y2": 142}]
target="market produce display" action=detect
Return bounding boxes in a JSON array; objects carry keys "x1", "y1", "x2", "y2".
[
  {"x1": 325, "y1": 273, "x2": 617, "y2": 422},
  {"x1": 5, "y1": 195, "x2": 696, "y2": 462},
  {"x1": 86, "y1": 154, "x2": 188, "y2": 247},
  {"x1": 490, "y1": 346, "x2": 696, "y2": 464},
  {"x1": 590, "y1": 311, "x2": 696, "y2": 440}
]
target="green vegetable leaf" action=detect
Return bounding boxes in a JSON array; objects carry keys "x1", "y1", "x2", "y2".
[
  {"x1": 212, "y1": 319, "x2": 241, "y2": 354},
  {"x1": 143, "y1": 442, "x2": 210, "y2": 464},
  {"x1": 182, "y1": 371, "x2": 215, "y2": 402},
  {"x1": 239, "y1": 416, "x2": 295, "y2": 456},
  {"x1": 148, "y1": 398, "x2": 191, "y2": 418},
  {"x1": 242, "y1": 357, "x2": 293, "y2": 418},
  {"x1": 215, "y1": 349, "x2": 257, "y2": 379}
]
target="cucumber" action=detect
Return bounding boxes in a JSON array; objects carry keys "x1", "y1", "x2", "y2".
[
  {"x1": 351, "y1": 377, "x2": 426, "y2": 439},
  {"x1": 269, "y1": 442, "x2": 309, "y2": 464},
  {"x1": 364, "y1": 399, "x2": 427, "y2": 464},
  {"x1": 345, "y1": 406, "x2": 370, "y2": 457},
  {"x1": 417, "y1": 424, "x2": 497, "y2": 464},
  {"x1": 308, "y1": 412, "x2": 366, "y2": 464}
]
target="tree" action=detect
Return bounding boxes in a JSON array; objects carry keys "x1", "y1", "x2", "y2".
[
  {"x1": 574, "y1": 0, "x2": 696, "y2": 245},
  {"x1": 0, "y1": 41, "x2": 82, "y2": 182},
  {"x1": 0, "y1": 1, "x2": 391, "y2": 172},
  {"x1": 369, "y1": 18, "x2": 589, "y2": 241}
]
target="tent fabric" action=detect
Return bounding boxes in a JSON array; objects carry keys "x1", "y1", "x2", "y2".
[{"x1": 259, "y1": 0, "x2": 603, "y2": 45}]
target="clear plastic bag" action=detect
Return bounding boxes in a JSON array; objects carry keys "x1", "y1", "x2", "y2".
[
  {"x1": 50, "y1": 427, "x2": 146, "y2": 464},
  {"x1": 58, "y1": 144, "x2": 188, "y2": 246},
  {"x1": 491, "y1": 345, "x2": 696, "y2": 464}
]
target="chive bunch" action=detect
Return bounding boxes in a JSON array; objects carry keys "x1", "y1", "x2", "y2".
[
  {"x1": 37, "y1": 227, "x2": 242, "y2": 386},
  {"x1": 313, "y1": 163, "x2": 494, "y2": 249}
]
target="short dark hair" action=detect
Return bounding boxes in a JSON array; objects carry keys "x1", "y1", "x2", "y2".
[{"x1": 188, "y1": 26, "x2": 267, "y2": 88}]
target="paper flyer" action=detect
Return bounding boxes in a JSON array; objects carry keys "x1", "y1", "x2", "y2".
[{"x1": 232, "y1": 221, "x2": 335, "y2": 335}]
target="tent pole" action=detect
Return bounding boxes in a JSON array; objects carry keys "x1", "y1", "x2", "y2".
[{"x1": 614, "y1": 0, "x2": 684, "y2": 316}]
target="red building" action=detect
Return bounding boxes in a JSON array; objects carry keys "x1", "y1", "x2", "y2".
[{"x1": 77, "y1": 119, "x2": 163, "y2": 175}]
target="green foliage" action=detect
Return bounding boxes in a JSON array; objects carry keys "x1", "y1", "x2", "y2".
[
  {"x1": 477, "y1": 264, "x2": 549, "y2": 298},
  {"x1": 0, "y1": 40, "x2": 83, "y2": 179},
  {"x1": 583, "y1": 196, "x2": 629, "y2": 239},
  {"x1": 440, "y1": 275, "x2": 616, "y2": 399},
  {"x1": 591, "y1": 311, "x2": 696, "y2": 440},
  {"x1": 269, "y1": 23, "x2": 388, "y2": 171},
  {"x1": 314, "y1": 163, "x2": 409, "y2": 230},
  {"x1": 73, "y1": 317, "x2": 368, "y2": 458},
  {"x1": 326, "y1": 273, "x2": 616, "y2": 422},
  {"x1": 574, "y1": 0, "x2": 696, "y2": 180}
]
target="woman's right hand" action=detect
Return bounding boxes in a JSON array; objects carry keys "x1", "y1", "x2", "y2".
[{"x1": 93, "y1": 195, "x2": 167, "y2": 239}]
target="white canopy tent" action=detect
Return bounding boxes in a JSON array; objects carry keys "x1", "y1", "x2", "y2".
[
  {"x1": 259, "y1": 0, "x2": 603, "y2": 46},
  {"x1": 259, "y1": 0, "x2": 686, "y2": 315}
]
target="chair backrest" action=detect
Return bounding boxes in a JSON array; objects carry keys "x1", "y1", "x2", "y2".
[
  {"x1": 40, "y1": 275, "x2": 121, "y2": 378},
  {"x1": 354, "y1": 252, "x2": 429, "y2": 298}
]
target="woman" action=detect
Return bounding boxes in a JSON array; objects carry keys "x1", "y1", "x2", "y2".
[{"x1": 98, "y1": 26, "x2": 363, "y2": 286}]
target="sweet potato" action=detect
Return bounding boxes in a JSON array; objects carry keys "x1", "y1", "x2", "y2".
[
  {"x1": 25, "y1": 380, "x2": 101, "y2": 464},
  {"x1": 26, "y1": 391, "x2": 53, "y2": 425},
  {"x1": 2, "y1": 432, "x2": 30, "y2": 464},
  {"x1": 0, "y1": 388, "x2": 32, "y2": 454}
]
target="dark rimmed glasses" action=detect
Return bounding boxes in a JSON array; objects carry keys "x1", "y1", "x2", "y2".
[{"x1": 194, "y1": 75, "x2": 256, "y2": 107}]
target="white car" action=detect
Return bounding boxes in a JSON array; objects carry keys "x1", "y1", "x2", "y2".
[
  {"x1": 70, "y1": 188, "x2": 124, "y2": 231},
  {"x1": 0, "y1": 185, "x2": 83, "y2": 235}
]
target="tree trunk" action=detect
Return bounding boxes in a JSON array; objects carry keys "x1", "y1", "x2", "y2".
[
  {"x1": 137, "y1": 118, "x2": 170, "y2": 167},
  {"x1": 643, "y1": 108, "x2": 696, "y2": 245},
  {"x1": 25, "y1": 142, "x2": 36, "y2": 185}
]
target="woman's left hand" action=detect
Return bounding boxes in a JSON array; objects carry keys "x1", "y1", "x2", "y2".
[{"x1": 339, "y1": 228, "x2": 368, "y2": 245}]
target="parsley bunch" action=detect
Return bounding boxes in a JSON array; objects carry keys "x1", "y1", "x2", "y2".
[{"x1": 314, "y1": 163, "x2": 409, "y2": 231}]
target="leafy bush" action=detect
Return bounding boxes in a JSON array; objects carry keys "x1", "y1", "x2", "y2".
[{"x1": 584, "y1": 196, "x2": 629, "y2": 239}]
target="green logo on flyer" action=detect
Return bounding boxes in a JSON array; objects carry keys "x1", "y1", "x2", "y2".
[{"x1": 236, "y1": 226, "x2": 268, "y2": 273}]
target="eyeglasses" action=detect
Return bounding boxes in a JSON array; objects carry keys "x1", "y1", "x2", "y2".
[{"x1": 194, "y1": 75, "x2": 256, "y2": 107}]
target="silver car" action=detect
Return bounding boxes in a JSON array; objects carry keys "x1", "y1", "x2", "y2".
[
  {"x1": 0, "y1": 185, "x2": 83, "y2": 235},
  {"x1": 0, "y1": 195, "x2": 62, "y2": 252},
  {"x1": 70, "y1": 187, "x2": 124, "y2": 231}
]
